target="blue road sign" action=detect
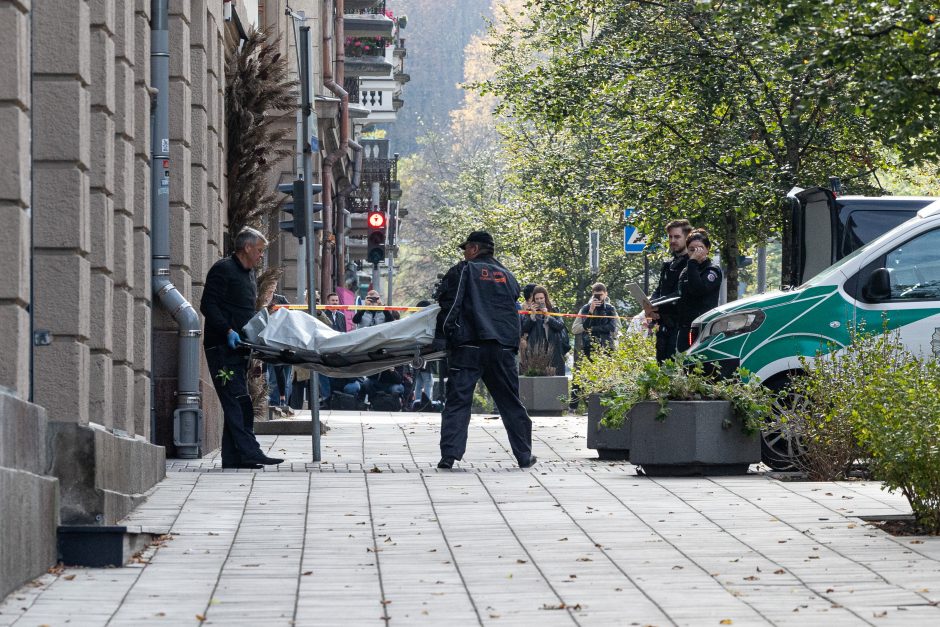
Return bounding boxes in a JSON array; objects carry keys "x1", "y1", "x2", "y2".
[{"x1": 623, "y1": 207, "x2": 645, "y2": 253}]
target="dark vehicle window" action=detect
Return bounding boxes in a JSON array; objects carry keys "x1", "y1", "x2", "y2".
[
  {"x1": 840, "y1": 210, "x2": 916, "y2": 258},
  {"x1": 885, "y1": 229, "x2": 940, "y2": 301}
]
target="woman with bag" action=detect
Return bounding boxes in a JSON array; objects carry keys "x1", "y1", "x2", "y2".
[{"x1": 520, "y1": 285, "x2": 570, "y2": 376}]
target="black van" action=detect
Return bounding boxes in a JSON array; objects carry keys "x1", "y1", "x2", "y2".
[{"x1": 787, "y1": 186, "x2": 936, "y2": 286}]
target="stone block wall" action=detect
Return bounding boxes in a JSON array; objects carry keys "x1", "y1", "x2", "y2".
[
  {"x1": 152, "y1": 0, "x2": 226, "y2": 456},
  {"x1": 0, "y1": 0, "x2": 32, "y2": 399}
]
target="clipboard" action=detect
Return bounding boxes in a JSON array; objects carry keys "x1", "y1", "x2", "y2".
[{"x1": 627, "y1": 283, "x2": 680, "y2": 312}]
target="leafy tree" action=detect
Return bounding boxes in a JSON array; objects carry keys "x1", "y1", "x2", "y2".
[
  {"x1": 479, "y1": 0, "x2": 888, "y2": 296},
  {"x1": 777, "y1": 0, "x2": 940, "y2": 163}
]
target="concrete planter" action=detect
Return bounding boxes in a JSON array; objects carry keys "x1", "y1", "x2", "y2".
[
  {"x1": 629, "y1": 401, "x2": 760, "y2": 476},
  {"x1": 518, "y1": 376, "x2": 569, "y2": 415},
  {"x1": 586, "y1": 393, "x2": 630, "y2": 460}
]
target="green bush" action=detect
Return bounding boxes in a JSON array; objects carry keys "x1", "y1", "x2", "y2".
[
  {"x1": 852, "y1": 358, "x2": 940, "y2": 532},
  {"x1": 570, "y1": 331, "x2": 655, "y2": 398},
  {"x1": 601, "y1": 354, "x2": 775, "y2": 436},
  {"x1": 783, "y1": 327, "x2": 910, "y2": 480}
]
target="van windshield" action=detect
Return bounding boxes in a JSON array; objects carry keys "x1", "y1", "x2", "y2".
[{"x1": 800, "y1": 214, "x2": 924, "y2": 288}]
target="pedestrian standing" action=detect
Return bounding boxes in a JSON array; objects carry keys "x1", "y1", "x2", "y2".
[
  {"x1": 264, "y1": 290, "x2": 292, "y2": 414},
  {"x1": 435, "y1": 230, "x2": 536, "y2": 469},
  {"x1": 323, "y1": 292, "x2": 348, "y2": 333},
  {"x1": 412, "y1": 299, "x2": 436, "y2": 409},
  {"x1": 675, "y1": 229, "x2": 722, "y2": 352},
  {"x1": 353, "y1": 290, "x2": 399, "y2": 327},
  {"x1": 520, "y1": 285, "x2": 569, "y2": 376},
  {"x1": 577, "y1": 283, "x2": 619, "y2": 359},
  {"x1": 200, "y1": 228, "x2": 284, "y2": 469},
  {"x1": 650, "y1": 219, "x2": 692, "y2": 362}
]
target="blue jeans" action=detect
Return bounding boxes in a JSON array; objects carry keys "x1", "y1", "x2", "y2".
[
  {"x1": 414, "y1": 370, "x2": 433, "y2": 402},
  {"x1": 267, "y1": 364, "x2": 292, "y2": 405}
]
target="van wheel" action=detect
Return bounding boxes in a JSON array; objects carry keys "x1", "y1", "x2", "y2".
[{"x1": 760, "y1": 373, "x2": 808, "y2": 471}]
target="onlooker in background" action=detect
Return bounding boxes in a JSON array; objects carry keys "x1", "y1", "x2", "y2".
[
  {"x1": 675, "y1": 229, "x2": 722, "y2": 353},
  {"x1": 577, "y1": 283, "x2": 619, "y2": 359},
  {"x1": 412, "y1": 300, "x2": 436, "y2": 409},
  {"x1": 521, "y1": 283, "x2": 536, "y2": 310},
  {"x1": 650, "y1": 219, "x2": 692, "y2": 362},
  {"x1": 366, "y1": 366, "x2": 408, "y2": 411},
  {"x1": 264, "y1": 290, "x2": 292, "y2": 415},
  {"x1": 323, "y1": 292, "x2": 347, "y2": 333},
  {"x1": 520, "y1": 285, "x2": 569, "y2": 376},
  {"x1": 353, "y1": 290, "x2": 399, "y2": 327}
]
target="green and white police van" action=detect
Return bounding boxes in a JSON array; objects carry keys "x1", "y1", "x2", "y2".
[{"x1": 688, "y1": 200, "x2": 940, "y2": 467}]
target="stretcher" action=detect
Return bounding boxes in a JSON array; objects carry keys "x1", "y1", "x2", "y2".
[{"x1": 238, "y1": 304, "x2": 445, "y2": 378}]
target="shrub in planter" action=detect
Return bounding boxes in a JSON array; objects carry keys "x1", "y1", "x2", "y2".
[
  {"x1": 852, "y1": 357, "x2": 940, "y2": 533},
  {"x1": 571, "y1": 332, "x2": 655, "y2": 399},
  {"x1": 601, "y1": 355, "x2": 773, "y2": 437},
  {"x1": 571, "y1": 333, "x2": 655, "y2": 457},
  {"x1": 601, "y1": 355, "x2": 773, "y2": 475}
]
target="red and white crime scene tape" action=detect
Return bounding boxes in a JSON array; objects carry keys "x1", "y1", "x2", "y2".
[{"x1": 278, "y1": 304, "x2": 622, "y2": 320}]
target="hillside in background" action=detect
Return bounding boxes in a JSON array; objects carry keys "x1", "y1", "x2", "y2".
[{"x1": 386, "y1": 0, "x2": 492, "y2": 155}]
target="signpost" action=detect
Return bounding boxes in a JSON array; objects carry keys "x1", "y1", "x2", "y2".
[
  {"x1": 623, "y1": 207, "x2": 646, "y2": 253},
  {"x1": 588, "y1": 229, "x2": 600, "y2": 276}
]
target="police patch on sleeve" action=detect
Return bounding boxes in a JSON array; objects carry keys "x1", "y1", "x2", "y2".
[{"x1": 707, "y1": 270, "x2": 718, "y2": 282}]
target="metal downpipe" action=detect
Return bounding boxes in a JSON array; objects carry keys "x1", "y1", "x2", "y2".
[
  {"x1": 322, "y1": 0, "x2": 350, "y2": 295},
  {"x1": 336, "y1": 139, "x2": 362, "y2": 274},
  {"x1": 151, "y1": 0, "x2": 202, "y2": 458}
]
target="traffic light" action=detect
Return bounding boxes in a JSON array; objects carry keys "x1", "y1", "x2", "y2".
[
  {"x1": 277, "y1": 179, "x2": 324, "y2": 239},
  {"x1": 366, "y1": 210, "x2": 387, "y2": 264}
]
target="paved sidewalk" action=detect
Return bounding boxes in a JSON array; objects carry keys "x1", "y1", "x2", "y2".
[{"x1": 2, "y1": 412, "x2": 939, "y2": 626}]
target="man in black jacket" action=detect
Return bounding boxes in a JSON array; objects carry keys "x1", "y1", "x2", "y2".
[
  {"x1": 435, "y1": 231, "x2": 536, "y2": 470},
  {"x1": 651, "y1": 219, "x2": 692, "y2": 362},
  {"x1": 200, "y1": 227, "x2": 283, "y2": 469}
]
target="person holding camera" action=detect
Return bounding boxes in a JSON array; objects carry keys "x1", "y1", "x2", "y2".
[
  {"x1": 352, "y1": 289, "x2": 399, "y2": 328},
  {"x1": 576, "y1": 283, "x2": 619, "y2": 359},
  {"x1": 520, "y1": 285, "x2": 569, "y2": 375}
]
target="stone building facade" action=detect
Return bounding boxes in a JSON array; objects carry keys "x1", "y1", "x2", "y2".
[{"x1": 0, "y1": 0, "x2": 243, "y2": 598}]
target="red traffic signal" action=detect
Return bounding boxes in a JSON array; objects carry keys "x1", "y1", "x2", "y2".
[{"x1": 367, "y1": 211, "x2": 386, "y2": 229}]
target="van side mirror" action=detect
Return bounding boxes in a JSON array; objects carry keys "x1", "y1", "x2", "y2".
[{"x1": 864, "y1": 268, "x2": 891, "y2": 301}]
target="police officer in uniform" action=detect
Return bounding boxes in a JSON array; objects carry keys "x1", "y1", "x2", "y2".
[
  {"x1": 676, "y1": 229, "x2": 723, "y2": 352},
  {"x1": 650, "y1": 219, "x2": 692, "y2": 362},
  {"x1": 434, "y1": 231, "x2": 536, "y2": 470}
]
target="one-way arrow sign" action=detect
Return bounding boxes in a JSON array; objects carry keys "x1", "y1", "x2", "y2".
[{"x1": 623, "y1": 207, "x2": 646, "y2": 253}]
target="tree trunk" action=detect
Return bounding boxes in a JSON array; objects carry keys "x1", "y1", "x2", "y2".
[{"x1": 721, "y1": 210, "x2": 740, "y2": 301}]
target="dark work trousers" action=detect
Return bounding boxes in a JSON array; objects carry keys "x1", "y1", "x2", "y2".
[
  {"x1": 656, "y1": 325, "x2": 681, "y2": 363},
  {"x1": 440, "y1": 342, "x2": 532, "y2": 464},
  {"x1": 205, "y1": 347, "x2": 264, "y2": 466}
]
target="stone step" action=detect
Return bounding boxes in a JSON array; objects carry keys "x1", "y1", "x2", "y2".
[
  {"x1": 57, "y1": 525, "x2": 154, "y2": 568},
  {"x1": 254, "y1": 419, "x2": 330, "y2": 436}
]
